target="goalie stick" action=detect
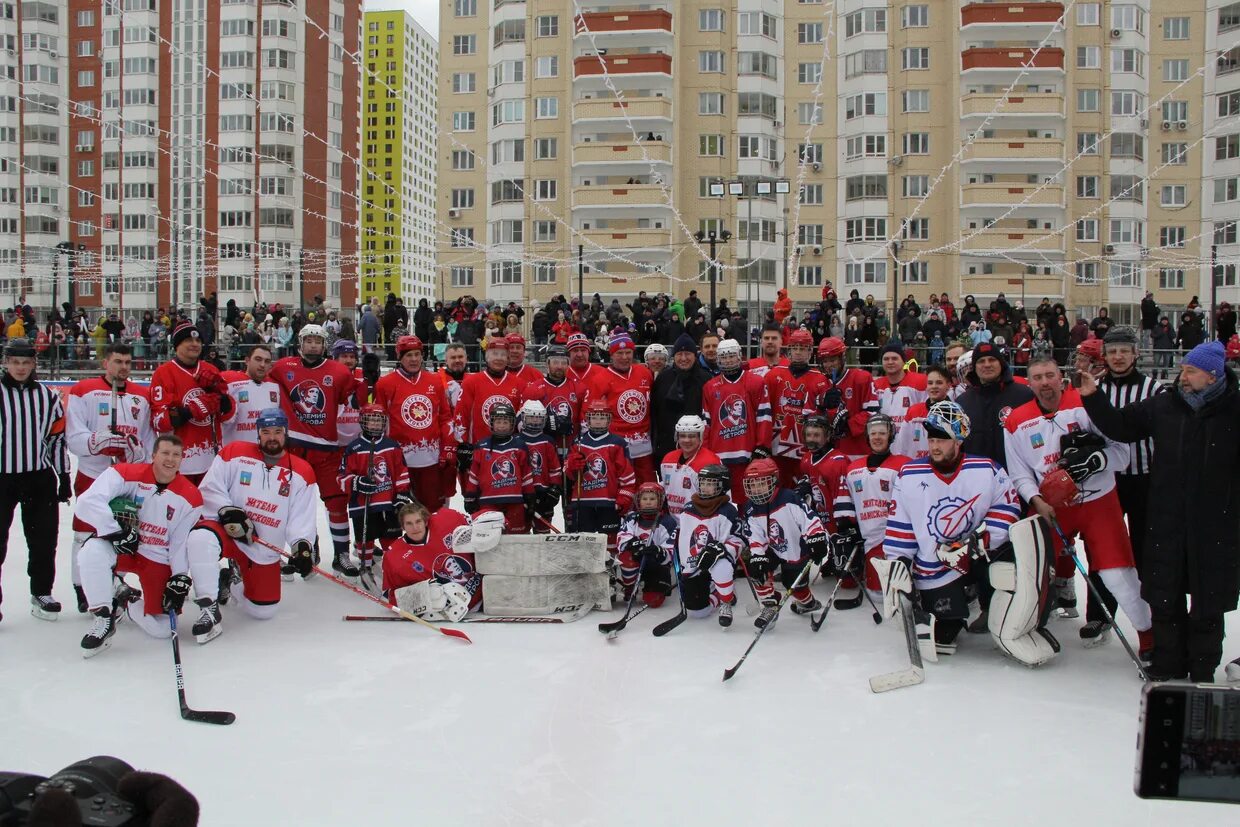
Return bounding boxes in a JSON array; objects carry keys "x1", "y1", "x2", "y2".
[
  {"x1": 651, "y1": 541, "x2": 689, "y2": 637},
  {"x1": 598, "y1": 548, "x2": 648, "y2": 638},
  {"x1": 868, "y1": 592, "x2": 925, "y2": 693},
  {"x1": 168, "y1": 611, "x2": 235, "y2": 725},
  {"x1": 722, "y1": 557, "x2": 816, "y2": 682},
  {"x1": 343, "y1": 606, "x2": 593, "y2": 624},
  {"x1": 253, "y1": 537, "x2": 472, "y2": 644}
]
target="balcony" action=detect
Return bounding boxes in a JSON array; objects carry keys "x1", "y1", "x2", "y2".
[
  {"x1": 573, "y1": 96, "x2": 672, "y2": 122},
  {"x1": 579, "y1": 228, "x2": 672, "y2": 251},
  {"x1": 961, "y1": 93, "x2": 1064, "y2": 118},
  {"x1": 961, "y1": 183, "x2": 1064, "y2": 207},
  {"x1": 572, "y1": 184, "x2": 668, "y2": 208},
  {"x1": 573, "y1": 141, "x2": 671, "y2": 165},
  {"x1": 962, "y1": 138, "x2": 1063, "y2": 163},
  {"x1": 574, "y1": 10, "x2": 673, "y2": 37},
  {"x1": 961, "y1": 3, "x2": 1065, "y2": 27},
  {"x1": 574, "y1": 52, "x2": 672, "y2": 78},
  {"x1": 961, "y1": 228, "x2": 1064, "y2": 255},
  {"x1": 961, "y1": 48, "x2": 1064, "y2": 72}
]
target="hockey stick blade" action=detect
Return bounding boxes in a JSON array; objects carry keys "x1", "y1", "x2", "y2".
[
  {"x1": 651, "y1": 610, "x2": 686, "y2": 637},
  {"x1": 868, "y1": 666, "x2": 925, "y2": 693},
  {"x1": 602, "y1": 604, "x2": 649, "y2": 639},
  {"x1": 181, "y1": 707, "x2": 237, "y2": 725}
]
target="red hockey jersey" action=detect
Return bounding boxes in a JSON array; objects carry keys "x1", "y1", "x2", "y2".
[
  {"x1": 799, "y1": 448, "x2": 852, "y2": 530},
  {"x1": 523, "y1": 432, "x2": 563, "y2": 490},
  {"x1": 701, "y1": 371, "x2": 773, "y2": 463},
  {"x1": 766, "y1": 365, "x2": 828, "y2": 461},
  {"x1": 271, "y1": 356, "x2": 359, "y2": 450},
  {"x1": 337, "y1": 435, "x2": 412, "y2": 517},
  {"x1": 218, "y1": 371, "x2": 283, "y2": 445},
  {"x1": 150, "y1": 359, "x2": 227, "y2": 476},
  {"x1": 823, "y1": 368, "x2": 880, "y2": 458},
  {"x1": 522, "y1": 374, "x2": 581, "y2": 448},
  {"x1": 381, "y1": 508, "x2": 481, "y2": 609},
  {"x1": 580, "y1": 364, "x2": 655, "y2": 458},
  {"x1": 454, "y1": 369, "x2": 526, "y2": 445},
  {"x1": 466, "y1": 436, "x2": 535, "y2": 504},
  {"x1": 571, "y1": 431, "x2": 636, "y2": 507},
  {"x1": 373, "y1": 367, "x2": 454, "y2": 468},
  {"x1": 746, "y1": 356, "x2": 789, "y2": 380}
]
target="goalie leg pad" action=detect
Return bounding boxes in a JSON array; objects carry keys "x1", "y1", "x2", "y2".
[
  {"x1": 988, "y1": 516, "x2": 1058, "y2": 667},
  {"x1": 394, "y1": 580, "x2": 464, "y2": 621}
]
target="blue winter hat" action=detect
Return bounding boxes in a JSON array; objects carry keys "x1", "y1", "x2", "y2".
[
  {"x1": 1184, "y1": 340, "x2": 1226, "y2": 379},
  {"x1": 673, "y1": 333, "x2": 698, "y2": 355}
]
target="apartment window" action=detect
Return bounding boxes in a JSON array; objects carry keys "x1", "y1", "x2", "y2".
[
  {"x1": 902, "y1": 5, "x2": 929, "y2": 27},
  {"x1": 1163, "y1": 59, "x2": 1189, "y2": 82},
  {"x1": 1077, "y1": 176, "x2": 1099, "y2": 198},
  {"x1": 1077, "y1": 89, "x2": 1100, "y2": 112},
  {"x1": 901, "y1": 176, "x2": 929, "y2": 198},
  {"x1": 845, "y1": 93, "x2": 886, "y2": 119},
  {"x1": 534, "y1": 138, "x2": 557, "y2": 160},
  {"x1": 798, "y1": 102, "x2": 824, "y2": 124},
  {"x1": 1160, "y1": 226, "x2": 1186, "y2": 247},
  {"x1": 1217, "y1": 178, "x2": 1240, "y2": 203},
  {"x1": 1163, "y1": 143, "x2": 1188, "y2": 165},
  {"x1": 900, "y1": 47, "x2": 929, "y2": 71},
  {"x1": 493, "y1": 60, "x2": 525, "y2": 85},
  {"x1": 798, "y1": 22, "x2": 823, "y2": 44},
  {"x1": 491, "y1": 100, "x2": 524, "y2": 126},
  {"x1": 1076, "y1": 3, "x2": 1099, "y2": 25},
  {"x1": 1216, "y1": 264, "x2": 1240, "y2": 287},
  {"x1": 1110, "y1": 219, "x2": 1144, "y2": 244},
  {"x1": 738, "y1": 221, "x2": 776, "y2": 243},
  {"x1": 737, "y1": 92, "x2": 777, "y2": 118},
  {"x1": 845, "y1": 8, "x2": 887, "y2": 37},
  {"x1": 493, "y1": 20, "x2": 525, "y2": 46},
  {"x1": 903, "y1": 219, "x2": 930, "y2": 241},
  {"x1": 534, "y1": 180, "x2": 557, "y2": 200},
  {"x1": 798, "y1": 62, "x2": 823, "y2": 84},
  {"x1": 450, "y1": 188, "x2": 475, "y2": 210},
  {"x1": 845, "y1": 262, "x2": 887, "y2": 285},
  {"x1": 738, "y1": 11, "x2": 776, "y2": 38},
  {"x1": 452, "y1": 111, "x2": 475, "y2": 131},
  {"x1": 797, "y1": 266, "x2": 824, "y2": 287},
  {"x1": 450, "y1": 228, "x2": 474, "y2": 248},
  {"x1": 1164, "y1": 17, "x2": 1188, "y2": 39},
  {"x1": 533, "y1": 221, "x2": 556, "y2": 243},
  {"x1": 902, "y1": 90, "x2": 929, "y2": 113},
  {"x1": 1109, "y1": 262, "x2": 1139, "y2": 287},
  {"x1": 1111, "y1": 175, "x2": 1144, "y2": 203},
  {"x1": 77, "y1": 9, "x2": 95, "y2": 26},
  {"x1": 845, "y1": 135, "x2": 887, "y2": 159},
  {"x1": 845, "y1": 176, "x2": 889, "y2": 201},
  {"x1": 536, "y1": 15, "x2": 557, "y2": 37},
  {"x1": 799, "y1": 143, "x2": 824, "y2": 163},
  {"x1": 1111, "y1": 5, "x2": 1145, "y2": 33},
  {"x1": 1077, "y1": 46, "x2": 1100, "y2": 69},
  {"x1": 799, "y1": 184, "x2": 824, "y2": 205},
  {"x1": 535, "y1": 97, "x2": 558, "y2": 119},
  {"x1": 452, "y1": 72, "x2": 475, "y2": 94},
  {"x1": 450, "y1": 267, "x2": 474, "y2": 288},
  {"x1": 490, "y1": 180, "x2": 524, "y2": 205},
  {"x1": 738, "y1": 135, "x2": 774, "y2": 160},
  {"x1": 77, "y1": 70, "x2": 95, "y2": 87},
  {"x1": 1076, "y1": 219, "x2": 1099, "y2": 242},
  {"x1": 1111, "y1": 91, "x2": 1141, "y2": 116},
  {"x1": 1075, "y1": 262, "x2": 1098, "y2": 285},
  {"x1": 454, "y1": 0, "x2": 476, "y2": 16},
  {"x1": 1159, "y1": 268, "x2": 1185, "y2": 290},
  {"x1": 492, "y1": 139, "x2": 525, "y2": 164},
  {"x1": 490, "y1": 261, "x2": 522, "y2": 285},
  {"x1": 1223, "y1": 3, "x2": 1240, "y2": 33},
  {"x1": 1111, "y1": 133, "x2": 1144, "y2": 160},
  {"x1": 1162, "y1": 101, "x2": 1188, "y2": 122},
  {"x1": 451, "y1": 150, "x2": 475, "y2": 171},
  {"x1": 844, "y1": 49, "x2": 887, "y2": 78},
  {"x1": 491, "y1": 220, "x2": 523, "y2": 244},
  {"x1": 1219, "y1": 134, "x2": 1240, "y2": 161},
  {"x1": 738, "y1": 52, "x2": 778, "y2": 79},
  {"x1": 844, "y1": 218, "x2": 887, "y2": 242},
  {"x1": 1222, "y1": 91, "x2": 1240, "y2": 117},
  {"x1": 901, "y1": 262, "x2": 929, "y2": 284},
  {"x1": 699, "y1": 9, "x2": 724, "y2": 31},
  {"x1": 699, "y1": 135, "x2": 724, "y2": 157},
  {"x1": 699, "y1": 51, "x2": 724, "y2": 73},
  {"x1": 1216, "y1": 221, "x2": 1239, "y2": 245},
  {"x1": 1077, "y1": 132, "x2": 1100, "y2": 155},
  {"x1": 535, "y1": 56, "x2": 558, "y2": 78},
  {"x1": 902, "y1": 133, "x2": 929, "y2": 155},
  {"x1": 452, "y1": 35, "x2": 476, "y2": 55},
  {"x1": 798, "y1": 224, "x2": 826, "y2": 245},
  {"x1": 699, "y1": 92, "x2": 724, "y2": 115},
  {"x1": 1111, "y1": 49, "x2": 1144, "y2": 76},
  {"x1": 533, "y1": 262, "x2": 557, "y2": 284}
]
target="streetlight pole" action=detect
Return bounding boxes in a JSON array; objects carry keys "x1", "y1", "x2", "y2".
[{"x1": 694, "y1": 228, "x2": 731, "y2": 326}]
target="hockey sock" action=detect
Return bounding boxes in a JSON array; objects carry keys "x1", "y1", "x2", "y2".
[
  {"x1": 710, "y1": 579, "x2": 735, "y2": 607},
  {"x1": 71, "y1": 531, "x2": 92, "y2": 586},
  {"x1": 791, "y1": 585, "x2": 814, "y2": 603},
  {"x1": 326, "y1": 497, "x2": 351, "y2": 558},
  {"x1": 232, "y1": 586, "x2": 279, "y2": 621},
  {"x1": 753, "y1": 577, "x2": 776, "y2": 603},
  {"x1": 1097, "y1": 566, "x2": 1152, "y2": 631},
  {"x1": 617, "y1": 555, "x2": 639, "y2": 590}
]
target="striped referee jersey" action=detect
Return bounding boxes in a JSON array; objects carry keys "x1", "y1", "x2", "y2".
[
  {"x1": 1098, "y1": 370, "x2": 1164, "y2": 476},
  {"x1": 0, "y1": 372, "x2": 68, "y2": 475}
]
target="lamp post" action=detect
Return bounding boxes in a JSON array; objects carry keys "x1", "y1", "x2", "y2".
[{"x1": 693, "y1": 228, "x2": 730, "y2": 325}]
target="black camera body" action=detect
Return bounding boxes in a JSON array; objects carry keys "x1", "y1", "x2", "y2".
[{"x1": 0, "y1": 756, "x2": 143, "y2": 827}]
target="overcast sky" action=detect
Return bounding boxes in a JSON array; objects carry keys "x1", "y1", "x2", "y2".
[{"x1": 372, "y1": 0, "x2": 440, "y2": 38}]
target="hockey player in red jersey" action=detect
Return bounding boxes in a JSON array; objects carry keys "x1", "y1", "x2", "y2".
[
  {"x1": 747, "y1": 324, "x2": 789, "y2": 378},
  {"x1": 566, "y1": 332, "x2": 603, "y2": 387},
  {"x1": 182, "y1": 408, "x2": 321, "y2": 642},
  {"x1": 742, "y1": 459, "x2": 829, "y2": 628},
  {"x1": 818, "y1": 335, "x2": 880, "y2": 460},
  {"x1": 505, "y1": 334, "x2": 543, "y2": 386},
  {"x1": 766, "y1": 329, "x2": 827, "y2": 487},
  {"x1": 659, "y1": 415, "x2": 722, "y2": 516},
  {"x1": 149, "y1": 322, "x2": 233, "y2": 483},
  {"x1": 219, "y1": 344, "x2": 282, "y2": 445},
  {"x1": 702, "y1": 338, "x2": 773, "y2": 505},
  {"x1": 374, "y1": 335, "x2": 455, "y2": 510},
  {"x1": 796, "y1": 414, "x2": 850, "y2": 530},
  {"x1": 615, "y1": 483, "x2": 676, "y2": 608},
  {"x1": 564, "y1": 401, "x2": 637, "y2": 555},
  {"x1": 464, "y1": 402, "x2": 536, "y2": 533},
  {"x1": 65, "y1": 342, "x2": 154, "y2": 612},
  {"x1": 580, "y1": 333, "x2": 657, "y2": 484},
  {"x1": 437, "y1": 343, "x2": 469, "y2": 500},
  {"x1": 519, "y1": 400, "x2": 563, "y2": 533},
  {"x1": 454, "y1": 338, "x2": 526, "y2": 483},
  {"x1": 832, "y1": 413, "x2": 911, "y2": 610},
  {"x1": 892, "y1": 364, "x2": 951, "y2": 460},
  {"x1": 673, "y1": 464, "x2": 746, "y2": 628},
  {"x1": 75, "y1": 435, "x2": 204, "y2": 656},
  {"x1": 383, "y1": 502, "x2": 481, "y2": 621},
  {"x1": 522, "y1": 344, "x2": 580, "y2": 460},
  {"x1": 338, "y1": 405, "x2": 411, "y2": 577},
  {"x1": 271, "y1": 323, "x2": 359, "y2": 573},
  {"x1": 874, "y1": 342, "x2": 928, "y2": 444}
]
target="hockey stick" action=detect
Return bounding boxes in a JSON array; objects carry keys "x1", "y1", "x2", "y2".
[
  {"x1": 168, "y1": 611, "x2": 235, "y2": 725},
  {"x1": 1047, "y1": 517, "x2": 1149, "y2": 682},
  {"x1": 859, "y1": 580, "x2": 884, "y2": 625},
  {"x1": 868, "y1": 592, "x2": 926, "y2": 693},
  {"x1": 810, "y1": 543, "x2": 863, "y2": 633},
  {"x1": 254, "y1": 538, "x2": 471, "y2": 643},
  {"x1": 532, "y1": 512, "x2": 562, "y2": 534},
  {"x1": 344, "y1": 609, "x2": 591, "y2": 624},
  {"x1": 599, "y1": 549, "x2": 648, "y2": 637},
  {"x1": 109, "y1": 380, "x2": 121, "y2": 466},
  {"x1": 652, "y1": 544, "x2": 688, "y2": 637},
  {"x1": 722, "y1": 558, "x2": 815, "y2": 682},
  {"x1": 357, "y1": 445, "x2": 378, "y2": 594}
]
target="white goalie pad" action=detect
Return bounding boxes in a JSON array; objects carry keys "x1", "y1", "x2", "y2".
[
  {"x1": 481, "y1": 573, "x2": 610, "y2": 616},
  {"x1": 473, "y1": 532, "x2": 608, "y2": 576},
  {"x1": 393, "y1": 581, "x2": 472, "y2": 622},
  {"x1": 988, "y1": 516, "x2": 1058, "y2": 667}
]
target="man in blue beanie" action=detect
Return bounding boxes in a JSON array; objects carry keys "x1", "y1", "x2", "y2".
[{"x1": 1078, "y1": 339, "x2": 1240, "y2": 681}]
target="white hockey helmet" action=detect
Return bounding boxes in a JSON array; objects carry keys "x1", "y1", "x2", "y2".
[
  {"x1": 954, "y1": 349, "x2": 973, "y2": 385},
  {"x1": 519, "y1": 399, "x2": 547, "y2": 433},
  {"x1": 675, "y1": 415, "x2": 706, "y2": 436},
  {"x1": 298, "y1": 323, "x2": 327, "y2": 343},
  {"x1": 717, "y1": 338, "x2": 742, "y2": 370},
  {"x1": 644, "y1": 343, "x2": 669, "y2": 364}
]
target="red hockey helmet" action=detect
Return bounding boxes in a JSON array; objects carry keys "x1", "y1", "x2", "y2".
[
  {"x1": 1038, "y1": 468, "x2": 1081, "y2": 510},
  {"x1": 818, "y1": 336, "x2": 846, "y2": 359},
  {"x1": 1075, "y1": 338, "x2": 1104, "y2": 363},
  {"x1": 742, "y1": 458, "x2": 780, "y2": 505},
  {"x1": 788, "y1": 329, "x2": 814, "y2": 349},
  {"x1": 396, "y1": 335, "x2": 423, "y2": 356},
  {"x1": 636, "y1": 482, "x2": 665, "y2": 516},
  {"x1": 359, "y1": 403, "x2": 388, "y2": 438},
  {"x1": 505, "y1": 333, "x2": 527, "y2": 349}
]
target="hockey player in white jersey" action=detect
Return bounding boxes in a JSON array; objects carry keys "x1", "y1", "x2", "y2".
[
  {"x1": 75, "y1": 435, "x2": 204, "y2": 656},
  {"x1": 741, "y1": 458, "x2": 829, "y2": 629},
  {"x1": 877, "y1": 401, "x2": 1022, "y2": 657},
  {"x1": 615, "y1": 482, "x2": 677, "y2": 608},
  {"x1": 673, "y1": 465, "x2": 746, "y2": 628},
  {"x1": 181, "y1": 408, "x2": 320, "y2": 643}
]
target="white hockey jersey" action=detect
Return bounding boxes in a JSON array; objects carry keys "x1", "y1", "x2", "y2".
[
  {"x1": 65, "y1": 378, "x2": 155, "y2": 480},
  {"x1": 617, "y1": 512, "x2": 677, "y2": 565},
  {"x1": 659, "y1": 447, "x2": 722, "y2": 516},
  {"x1": 1002, "y1": 389, "x2": 1129, "y2": 505},
  {"x1": 883, "y1": 455, "x2": 1020, "y2": 588},
  {"x1": 744, "y1": 490, "x2": 824, "y2": 563},
  {"x1": 875, "y1": 372, "x2": 929, "y2": 445},
  {"x1": 219, "y1": 371, "x2": 284, "y2": 445},
  {"x1": 889, "y1": 400, "x2": 931, "y2": 460},
  {"x1": 834, "y1": 453, "x2": 910, "y2": 551},
  {"x1": 674, "y1": 500, "x2": 747, "y2": 573},
  {"x1": 73, "y1": 463, "x2": 203, "y2": 573},
  {"x1": 199, "y1": 441, "x2": 320, "y2": 566}
]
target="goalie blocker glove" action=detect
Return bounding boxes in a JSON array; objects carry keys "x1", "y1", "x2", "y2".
[{"x1": 696, "y1": 540, "x2": 727, "y2": 572}]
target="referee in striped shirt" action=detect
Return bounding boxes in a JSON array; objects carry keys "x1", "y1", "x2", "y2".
[
  {"x1": 0, "y1": 337, "x2": 71, "y2": 623},
  {"x1": 1087, "y1": 326, "x2": 1165, "y2": 639}
]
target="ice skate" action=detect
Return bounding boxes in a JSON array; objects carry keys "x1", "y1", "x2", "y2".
[
  {"x1": 1079, "y1": 620, "x2": 1112, "y2": 648},
  {"x1": 80, "y1": 607, "x2": 117, "y2": 658},
  {"x1": 191, "y1": 597, "x2": 222, "y2": 644},
  {"x1": 30, "y1": 595, "x2": 61, "y2": 621}
]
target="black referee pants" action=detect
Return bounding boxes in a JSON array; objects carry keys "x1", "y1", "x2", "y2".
[
  {"x1": 1086, "y1": 474, "x2": 1149, "y2": 623},
  {"x1": 0, "y1": 468, "x2": 59, "y2": 605}
]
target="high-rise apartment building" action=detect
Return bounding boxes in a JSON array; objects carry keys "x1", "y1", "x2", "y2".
[
  {"x1": 0, "y1": 0, "x2": 362, "y2": 317},
  {"x1": 436, "y1": 1, "x2": 1240, "y2": 328},
  {"x1": 360, "y1": 9, "x2": 438, "y2": 306}
]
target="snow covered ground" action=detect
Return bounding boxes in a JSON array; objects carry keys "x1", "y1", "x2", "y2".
[{"x1": 2, "y1": 494, "x2": 1238, "y2": 826}]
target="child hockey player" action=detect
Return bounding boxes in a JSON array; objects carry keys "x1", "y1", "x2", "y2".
[
  {"x1": 742, "y1": 459, "x2": 829, "y2": 629},
  {"x1": 615, "y1": 482, "x2": 677, "y2": 608},
  {"x1": 338, "y1": 404, "x2": 411, "y2": 579},
  {"x1": 519, "y1": 399, "x2": 563, "y2": 534},
  {"x1": 673, "y1": 464, "x2": 746, "y2": 628},
  {"x1": 796, "y1": 414, "x2": 850, "y2": 527},
  {"x1": 463, "y1": 402, "x2": 536, "y2": 533},
  {"x1": 383, "y1": 502, "x2": 481, "y2": 621},
  {"x1": 564, "y1": 400, "x2": 636, "y2": 555}
]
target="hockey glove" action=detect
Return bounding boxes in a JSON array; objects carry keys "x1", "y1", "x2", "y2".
[
  {"x1": 1058, "y1": 447, "x2": 1107, "y2": 484},
  {"x1": 822, "y1": 387, "x2": 843, "y2": 411},
  {"x1": 167, "y1": 406, "x2": 191, "y2": 429},
  {"x1": 57, "y1": 472, "x2": 72, "y2": 503},
  {"x1": 88, "y1": 430, "x2": 131, "y2": 458},
  {"x1": 440, "y1": 443, "x2": 457, "y2": 467},
  {"x1": 103, "y1": 522, "x2": 140, "y2": 556},
  {"x1": 795, "y1": 475, "x2": 814, "y2": 504},
  {"x1": 536, "y1": 485, "x2": 560, "y2": 514},
  {"x1": 830, "y1": 406, "x2": 851, "y2": 438},
  {"x1": 353, "y1": 475, "x2": 381, "y2": 497},
  {"x1": 544, "y1": 411, "x2": 561, "y2": 436},
  {"x1": 361, "y1": 352, "x2": 382, "y2": 386},
  {"x1": 217, "y1": 392, "x2": 234, "y2": 416},
  {"x1": 616, "y1": 493, "x2": 634, "y2": 515},
  {"x1": 183, "y1": 393, "x2": 218, "y2": 423},
  {"x1": 289, "y1": 540, "x2": 315, "y2": 578},
  {"x1": 392, "y1": 490, "x2": 414, "y2": 509},
  {"x1": 463, "y1": 494, "x2": 481, "y2": 515},
  {"x1": 804, "y1": 532, "x2": 830, "y2": 564},
  {"x1": 218, "y1": 506, "x2": 255, "y2": 544},
  {"x1": 162, "y1": 573, "x2": 192, "y2": 614},
  {"x1": 750, "y1": 446, "x2": 773, "y2": 461},
  {"x1": 746, "y1": 550, "x2": 773, "y2": 583},
  {"x1": 872, "y1": 557, "x2": 912, "y2": 620},
  {"x1": 456, "y1": 443, "x2": 474, "y2": 474},
  {"x1": 564, "y1": 449, "x2": 586, "y2": 478},
  {"x1": 696, "y1": 540, "x2": 727, "y2": 572}
]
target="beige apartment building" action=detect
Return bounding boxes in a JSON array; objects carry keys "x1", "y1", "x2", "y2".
[{"x1": 436, "y1": 1, "x2": 1240, "y2": 328}]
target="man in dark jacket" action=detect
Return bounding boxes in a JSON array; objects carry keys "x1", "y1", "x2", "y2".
[
  {"x1": 1139, "y1": 291, "x2": 1160, "y2": 347},
  {"x1": 1079, "y1": 341, "x2": 1240, "y2": 682},
  {"x1": 650, "y1": 334, "x2": 712, "y2": 460},
  {"x1": 958, "y1": 341, "x2": 1034, "y2": 470}
]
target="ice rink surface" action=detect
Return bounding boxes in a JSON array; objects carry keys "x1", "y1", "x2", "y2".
[{"x1": 3, "y1": 495, "x2": 1238, "y2": 826}]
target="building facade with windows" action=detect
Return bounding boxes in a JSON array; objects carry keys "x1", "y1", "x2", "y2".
[{"x1": 436, "y1": 1, "x2": 1240, "y2": 327}]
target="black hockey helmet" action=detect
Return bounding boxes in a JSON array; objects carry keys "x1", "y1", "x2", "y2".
[
  {"x1": 489, "y1": 401, "x2": 517, "y2": 432},
  {"x1": 802, "y1": 413, "x2": 831, "y2": 451},
  {"x1": 697, "y1": 464, "x2": 730, "y2": 499}
]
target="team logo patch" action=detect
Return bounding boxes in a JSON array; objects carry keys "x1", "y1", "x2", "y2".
[
  {"x1": 400, "y1": 394, "x2": 434, "y2": 429},
  {"x1": 854, "y1": 480, "x2": 864, "y2": 492},
  {"x1": 1031, "y1": 433, "x2": 1044, "y2": 449},
  {"x1": 323, "y1": 376, "x2": 334, "y2": 387},
  {"x1": 880, "y1": 479, "x2": 890, "y2": 492},
  {"x1": 903, "y1": 397, "x2": 911, "y2": 408},
  {"x1": 530, "y1": 451, "x2": 544, "y2": 476},
  {"x1": 481, "y1": 394, "x2": 513, "y2": 425},
  {"x1": 433, "y1": 553, "x2": 478, "y2": 591},
  {"x1": 1067, "y1": 422, "x2": 1080, "y2": 433},
  {"x1": 767, "y1": 520, "x2": 787, "y2": 557},
  {"x1": 166, "y1": 505, "x2": 176, "y2": 521},
  {"x1": 239, "y1": 391, "x2": 249, "y2": 403},
  {"x1": 616, "y1": 389, "x2": 648, "y2": 425},
  {"x1": 490, "y1": 458, "x2": 517, "y2": 487},
  {"x1": 845, "y1": 387, "x2": 854, "y2": 399},
  {"x1": 926, "y1": 494, "x2": 982, "y2": 542},
  {"x1": 270, "y1": 391, "x2": 279, "y2": 403},
  {"x1": 240, "y1": 471, "x2": 252, "y2": 486},
  {"x1": 181, "y1": 387, "x2": 214, "y2": 427},
  {"x1": 690, "y1": 525, "x2": 713, "y2": 557},
  {"x1": 412, "y1": 561, "x2": 425, "y2": 574},
  {"x1": 998, "y1": 406, "x2": 1013, "y2": 426},
  {"x1": 97, "y1": 402, "x2": 109, "y2": 415},
  {"x1": 285, "y1": 371, "x2": 295, "y2": 381},
  {"x1": 718, "y1": 394, "x2": 748, "y2": 434},
  {"x1": 289, "y1": 381, "x2": 327, "y2": 425}
]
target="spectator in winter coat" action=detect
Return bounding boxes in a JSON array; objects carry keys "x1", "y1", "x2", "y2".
[
  {"x1": 650, "y1": 334, "x2": 713, "y2": 459},
  {"x1": 359, "y1": 305, "x2": 381, "y2": 352},
  {"x1": 1069, "y1": 318, "x2": 1090, "y2": 349},
  {"x1": 1178, "y1": 311, "x2": 1205, "y2": 351},
  {"x1": 531, "y1": 306, "x2": 550, "y2": 344},
  {"x1": 773, "y1": 289, "x2": 792, "y2": 324},
  {"x1": 845, "y1": 289, "x2": 864, "y2": 316},
  {"x1": 413, "y1": 299, "x2": 432, "y2": 343},
  {"x1": 1151, "y1": 316, "x2": 1175, "y2": 376},
  {"x1": 1050, "y1": 315, "x2": 1071, "y2": 365},
  {"x1": 1140, "y1": 292, "x2": 1160, "y2": 345},
  {"x1": 683, "y1": 290, "x2": 702, "y2": 322},
  {"x1": 1090, "y1": 308, "x2": 1113, "y2": 339},
  {"x1": 686, "y1": 312, "x2": 708, "y2": 342},
  {"x1": 1216, "y1": 302, "x2": 1237, "y2": 342},
  {"x1": 928, "y1": 331, "x2": 945, "y2": 365},
  {"x1": 897, "y1": 308, "x2": 921, "y2": 344}
]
